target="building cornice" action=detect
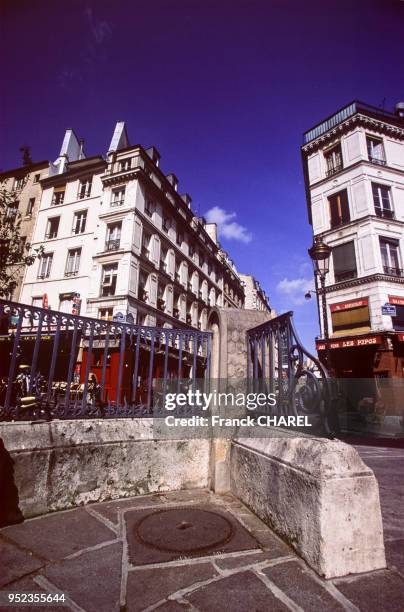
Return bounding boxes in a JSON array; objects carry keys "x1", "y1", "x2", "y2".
[
  {"x1": 302, "y1": 113, "x2": 404, "y2": 156},
  {"x1": 324, "y1": 272, "x2": 404, "y2": 294}
]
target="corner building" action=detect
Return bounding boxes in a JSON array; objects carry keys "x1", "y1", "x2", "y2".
[{"x1": 302, "y1": 101, "x2": 404, "y2": 379}]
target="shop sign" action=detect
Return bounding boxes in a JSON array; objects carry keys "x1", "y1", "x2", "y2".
[
  {"x1": 388, "y1": 295, "x2": 404, "y2": 307},
  {"x1": 329, "y1": 298, "x2": 368, "y2": 313},
  {"x1": 316, "y1": 335, "x2": 381, "y2": 350}
]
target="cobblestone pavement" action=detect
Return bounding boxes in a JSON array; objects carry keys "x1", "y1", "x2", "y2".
[{"x1": 0, "y1": 447, "x2": 404, "y2": 611}]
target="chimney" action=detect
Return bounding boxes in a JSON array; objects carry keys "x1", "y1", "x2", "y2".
[
  {"x1": 181, "y1": 193, "x2": 192, "y2": 208},
  {"x1": 166, "y1": 173, "x2": 178, "y2": 191},
  {"x1": 146, "y1": 146, "x2": 160, "y2": 167},
  {"x1": 205, "y1": 223, "x2": 218, "y2": 245},
  {"x1": 395, "y1": 102, "x2": 404, "y2": 118}
]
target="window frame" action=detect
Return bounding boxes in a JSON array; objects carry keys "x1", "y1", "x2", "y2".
[
  {"x1": 65, "y1": 248, "x2": 82, "y2": 277},
  {"x1": 328, "y1": 189, "x2": 350, "y2": 228},
  {"x1": 72, "y1": 209, "x2": 88, "y2": 235},
  {"x1": 38, "y1": 253, "x2": 53, "y2": 278}
]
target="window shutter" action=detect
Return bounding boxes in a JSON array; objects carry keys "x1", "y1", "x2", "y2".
[
  {"x1": 133, "y1": 216, "x2": 142, "y2": 251},
  {"x1": 333, "y1": 242, "x2": 356, "y2": 275},
  {"x1": 149, "y1": 274, "x2": 157, "y2": 306},
  {"x1": 151, "y1": 235, "x2": 160, "y2": 267}
]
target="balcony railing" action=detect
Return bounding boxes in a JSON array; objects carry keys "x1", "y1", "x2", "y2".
[
  {"x1": 65, "y1": 270, "x2": 79, "y2": 277},
  {"x1": 105, "y1": 239, "x2": 121, "y2": 251},
  {"x1": 334, "y1": 270, "x2": 357, "y2": 282},
  {"x1": 111, "y1": 199, "x2": 125, "y2": 207},
  {"x1": 45, "y1": 232, "x2": 58, "y2": 240},
  {"x1": 383, "y1": 266, "x2": 403, "y2": 277},
  {"x1": 139, "y1": 288, "x2": 148, "y2": 302},
  {"x1": 157, "y1": 298, "x2": 166, "y2": 311},
  {"x1": 369, "y1": 156, "x2": 386, "y2": 166},
  {"x1": 326, "y1": 164, "x2": 343, "y2": 177},
  {"x1": 375, "y1": 208, "x2": 394, "y2": 220}
]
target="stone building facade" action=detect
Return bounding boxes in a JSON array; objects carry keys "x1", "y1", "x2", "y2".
[
  {"x1": 239, "y1": 274, "x2": 271, "y2": 312},
  {"x1": 0, "y1": 159, "x2": 50, "y2": 300},
  {"x1": 19, "y1": 122, "x2": 249, "y2": 329},
  {"x1": 302, "y1": 100, "x2": 404, "y2": 379}
]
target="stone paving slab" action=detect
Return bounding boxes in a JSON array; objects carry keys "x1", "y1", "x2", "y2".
[
  {"x1": 126, "y1": 562, "x2": 218, "y2": 610},
  {"x1": 335, "y1": 570, "x2": 404, "y2": 612},
  {"x1": 1, "y1": 508, "x2": 116, "y2": 561},
  {"x1": 43, "y1": 542, "x2": 122, "y2": 612},
  {"x1": 185, "y1": 570, "x2": 291, "y2": 611},
  {"x1": 263, "y1": 560, "x2": 346, "y2": 611},
  {"x1": 0, "y1": 536, "x2": 44, "y2": 588}
]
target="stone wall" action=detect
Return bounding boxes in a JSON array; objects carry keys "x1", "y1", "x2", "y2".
[
  {"x1": 230, "y1": 436, "x2": 386, "y2": 579},
  {"x1": 0, "y1": 419, "x2": 210, "y2": 521}
]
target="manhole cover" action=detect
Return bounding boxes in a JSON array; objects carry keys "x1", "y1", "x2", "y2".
[{"x1": 134, "y1": 507, "x2": 234, "y2": 554}]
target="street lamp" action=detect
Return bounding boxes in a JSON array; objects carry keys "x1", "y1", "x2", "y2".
[{"x1": 308, "y1": 236, "x2": 332, "y2": 343}]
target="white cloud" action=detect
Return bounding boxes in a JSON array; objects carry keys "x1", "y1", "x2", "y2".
[
  {"x1": 205, "y1": 206, "x2": 252, "y2": 243},
  {"x1": 276, "y1": 277, "x2": 314, "y2": 305}
]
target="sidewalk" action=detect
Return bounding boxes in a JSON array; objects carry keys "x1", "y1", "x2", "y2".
[{"x1": 1, "y1": 479, "x2": 404, "y2": 612}]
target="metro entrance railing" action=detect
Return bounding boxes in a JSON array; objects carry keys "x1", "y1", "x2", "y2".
[{"x1": 0, "y1": 299, "x2": 211, "y2": 421}]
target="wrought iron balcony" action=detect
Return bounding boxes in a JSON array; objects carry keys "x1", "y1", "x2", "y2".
[
  {"x1": 186, "y1": 314, "x2": 192, "y2": 325},
  {"x1": 157, "y1": 298, "x2": 166, "y2": 311},
  {"x1": 45, "y1": 232, "x2": 58, "y2": 240},
  {"x1": 383, "y1": 266, "x2": 403, "y2": 277},
  {"x1": 111, "y1": 199, "x2": 125, "y2": 207},
  {"x1": 139, "y1": 288, "x2": 148, "y2": 302},
  {"x1": 334, "y1": 270, "x2": 357, "y2": 282},
  {"x1": 369, "y1": 156, "x2": 386, "y2": 166},
  {"x1": 105, "y1": 239, "x2": 120, "y2": 251},
  {"x1": 65, "y1": 270, "x2": 79, "y2": 277},
  {"x1": 173, "y1": 308, "x2": 179, "y2": 318},
  {"x1": 375, "y1": 208, "x2": 394, "y2": 219},
  {"x1": 326, "y1": 164, "x2": 343, "y2": 177}
]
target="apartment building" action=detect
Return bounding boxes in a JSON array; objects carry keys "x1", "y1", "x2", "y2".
[
  {"x1": 240, "y1": 274, "x2": 271, "y2": 312},
  {"x1": 302, "y1": 100, "x2": 404, "y2": 379},
  {"x1": 20, "y1": 122, "x2": 246, "y2": 329},
  {"x1": 0, "y1": 157, "x2": 50, "y2": 300}
]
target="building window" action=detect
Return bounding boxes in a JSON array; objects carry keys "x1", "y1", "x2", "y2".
[
  {"x1": 101, "y1": 263, "x2": 118, "y2": 296},
  {"x1": 78, "y1": 178, "x2": 92, "y2": 199},
  {"x1": 14, "y1": 177, "x2": 24, "y2": 190},
  {"x1": 72, "y1": 210, "x2": 87, "y2": 234},
  {"x1": 52, "y1": 187, "x2": 65, "y2": 206},
  {"x1": 111, "y1": 187, "x2": 125, "y2": 207},
  {"x1": 65, "y1": 248, "x2": 81, "y2": 276},
  {"x1": 177, "y1": 231, "x2": 183, "y2": 247},
  {"x1": 25, "y1": 198, "x2": 35, "y2": 216},
  {"x1": 367, "y1": 136, "x2": 386, "y2": 165},
  {"x1": 119, "y1": 158, "x2": 132, "y2": 172},
  {"x1": 145, "y1": 200, "x2": 153, "y2": 217},
  {"x1": 142, "y1": 232, "x2": 151, "y2": 257},
  {"x1": 189, "y1": 244, "x2": 195, "y2": 259},
  {"x1": 59, "y1": 293, "x2": 74, "y2": 314},
  {"x1": 32, "y1": 296, "x2": 43, "y2": 308},
  {"x1": 372, "y1": 183, "x2": 393, "y2": 219},
  {"x1": 138, "y1": 270, "x2": 148, "y2": 302},
  {"x1": 33, "y1": 174, "x2": 40, "y2": 183},
  {"x1": 380, "y1": 238, "x2": 401, "y2": 276},
  {"x1": 38, "y1": 253, "x2": 53, "y2": 278},
  {"x1": 324, "y1": 144, "x2": 343, "y2": 177},
  {"x1": 45, "y1": 217, "x2": 60, "y2": 239},
  {"x1": 162, "y1": 216, "x2": 170, "y2": 232},
  {"x1": 99, "y1": 308, "x2": 114, "y2": 321},
  {"x1": 106, "y1": 222, "x2": 122, "y2": 251},
  {"x1": 333, "y1": 241, "x2": 357, "y2": 282},
  {"x1": 329, "y1": 189, "x2": 350, "y2": 228}
]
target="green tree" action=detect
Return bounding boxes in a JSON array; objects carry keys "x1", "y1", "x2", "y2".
[{"x1": 0, "y1": 181, "x2": 42, "y2": 298}]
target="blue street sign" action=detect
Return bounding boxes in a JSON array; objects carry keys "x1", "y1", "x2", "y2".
[{"x1": 382, "y1": 304, "x2": 397, "y2": 316}]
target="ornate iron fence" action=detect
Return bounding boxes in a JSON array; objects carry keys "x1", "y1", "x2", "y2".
[
  {"x1": 247, "y1": 311, "x2": 338, "y2": 436},
  {"x1": 0, "y1": 299, "x2": 211, "y2": 421}
]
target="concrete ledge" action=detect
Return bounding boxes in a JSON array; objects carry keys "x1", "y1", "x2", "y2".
[
  {"x1": 230, "y1": 436, "x2": 386, "y2": 578},
  {"x1": 0, "y1": 419, "x2": 210, "y2": 521}
]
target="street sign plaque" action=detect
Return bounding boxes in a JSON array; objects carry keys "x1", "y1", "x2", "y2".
[{"x1": 381, "y1": 304, "x2": 397, "y2": 316}]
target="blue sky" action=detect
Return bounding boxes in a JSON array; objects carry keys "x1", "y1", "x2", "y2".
[{"x1": 1, "y1": 0, "x2": 403, "y2": 350}]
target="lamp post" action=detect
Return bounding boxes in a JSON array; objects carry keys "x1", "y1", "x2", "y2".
[{"x1": 308, "y1": 237, "x2": 332, "y2": 365}]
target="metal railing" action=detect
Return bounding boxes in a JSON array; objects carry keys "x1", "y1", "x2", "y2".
[
  {"x1": 0, "y1": 299, "x2": 211, "y2": 421},
  {"x1": 105, "y1": 239, "x2": 121, "y2": 251},
  {"x1": 383, "y1": 266, "x2": 403, "y2": 277},
  {"x1": 246, "y1": 312, "x2": 337, "y2": 436}
]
